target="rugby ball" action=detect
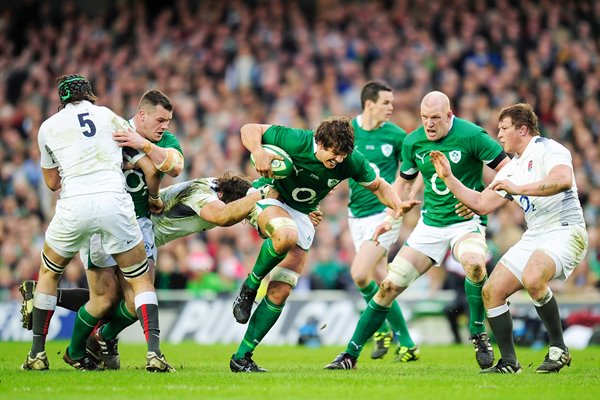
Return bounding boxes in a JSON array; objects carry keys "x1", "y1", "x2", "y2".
[{"x1": 250, "y1": 144, "x2": 293, "y2": 179}]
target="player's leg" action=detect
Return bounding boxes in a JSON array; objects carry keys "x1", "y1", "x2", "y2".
[
  {"x1": 350, "y1": 239, "x2": 392, "y2": 359},
  {"x1": 480, "y1": 262, "x2": 523, "y2": 374},
  {"x1": 453, "y1": 231, "x2": 494, "y2": 369},
  {"x1": 325, "y1": 246, "x2": 430, "y2": 369},
  {"x1": 87, "y1": 221, "x2": 156, "y2": 368},
  {"x1": 523, "y1": 226, "x2": 587, "y2": 373},
  {"x1": 65, "y1": 267, "x2": 119, "y2": 370},
  {"x1": 231, "y1": 248, "x2": 305, "y2": 373},
  {"x1": 233, "y1": 204, "x2": 297, "y2": 324},
  {"x1": 22, "y1": 242, "x2": 71, "y2": 370},
  {"x1": 113, "y1": 243, "x2": 173, "y2": 371}
]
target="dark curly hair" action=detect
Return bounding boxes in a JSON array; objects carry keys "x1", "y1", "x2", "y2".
[
  {"x1": 57, "y1": 74, "x2": 97, "y2": 110},
  {"x1": 214, "y1": 172, "x2": 252, "y2": 204},
  {"x1": 314, "y1": 116, "x2": 355, "y2": 155}
]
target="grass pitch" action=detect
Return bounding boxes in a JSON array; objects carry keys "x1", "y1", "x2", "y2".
[{"x1": 1, "y1": 341, "x2": 598, "y2": 400}]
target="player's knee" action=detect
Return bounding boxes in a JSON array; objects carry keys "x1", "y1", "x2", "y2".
[
  {"x1": 386, "y1": 257, "x2": 420, "y2": 290},
  {"x1": 266, "y1": 217, "x2": 298, "y2": 253},
  {"x1": 378, "y1": 279, "x2": 401, "y2": 299},
  {"x1": 271, "y1": 230, "x2": 297, "y2": 253},
  {"x1": 522, "y1": 272, "x2": 545, "y2": 298},
  {"x1": 463, "y1": 263, "x2": 486, "y2": 282},
  {"x1": 350, "y1": 266, "x2": 370, "y2": 288}
]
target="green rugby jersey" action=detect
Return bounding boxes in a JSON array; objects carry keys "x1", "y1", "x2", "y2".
[
  {"x1": 401, "y1": 117, "x2": 504, "y2": 227},
  {"x1": 124, "y1": 127, "x2": 183, "y2": 218},
  {"x1": 261, "y1": 125, "x2": 377, "y2": 214},
  {"x1": 348, "y1": 117, "x2": 406, "y2": 218},
  {"x1": 151, "y1": 178, "x2": 218, "y2": 247}
]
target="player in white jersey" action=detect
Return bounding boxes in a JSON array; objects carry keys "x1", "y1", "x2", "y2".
[
  {"x1": 431, "y1": 103, "x2": 588, "y2": 374},
  {"x1": 22, "y1": 74, "x2": 171, "y2": 373}
]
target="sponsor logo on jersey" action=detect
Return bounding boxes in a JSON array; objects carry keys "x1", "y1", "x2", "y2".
[
  {"x1": 449, "y1": 150, "x2": 461, "y2": 163},
  {"x1": 327, "y1": 179, "x2": 340, "y2": 187},
  {"x1": 528, "y1": 160, "x2": 533, "y2": 171},
  {"x1": 293, "y1": 165, "x2": 304, "y2": 175},
  {"x1": 381, "y1": 144, "x2": 393, "y2": 157},
  {"x1": 366, "y1": 145, "x2": 375, "y2": 150},
  {"x1": 310, "y1": 174, "x2": 319, "y2": 180},
  {"x1": 415, "y1": 152, "x2": 427, "y2": 164}
]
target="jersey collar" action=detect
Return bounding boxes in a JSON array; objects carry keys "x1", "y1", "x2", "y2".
[{"x1": 356, "y1": 114, "x2": 385, "y2": 130}]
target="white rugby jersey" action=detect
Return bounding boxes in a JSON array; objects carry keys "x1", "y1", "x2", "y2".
[
  {"x1": 38, "y1": 101, "x2": 129, "y2": 198},
  {"x1": 151, "y1": 178, "x2": 219, "y2": 247},
  {"x1": 492, "y1": 137, "x2": 585, "y2": 231}
]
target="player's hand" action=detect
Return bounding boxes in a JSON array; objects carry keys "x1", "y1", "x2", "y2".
[
  {"x1": 489, "y1": 179, "x2": 520, "y2": 194},
  {"x1": 113, "y1": 127, "x2": 147, "y2": 149},
  {"x1": 308, "y1": 208, "x2": 323, "y2": 227},
  {"x1": 398, "y1": 199, "x2": 421, "y2": 217},
  {"x1": 455, "y1": 202, "x2": 475, "y2": 219},
  {"x1": 430, "y1": 150, "x2": 452, "y2": 180},
  {"x1": 252, "y1": 148, "x2": 282, "y2": 179},
  {"x1": 148, "y1": 196, "x2": 164, "y2": 214},
  {"x1": 372, "y1": 219, "x2": 393, "y2": 245},
  {"x1": 265, "y1": 185, "x2": 279, "y2": 199}
]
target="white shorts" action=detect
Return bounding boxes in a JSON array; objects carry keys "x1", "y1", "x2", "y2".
[
  {"x1": 46, "y1": 192, "x2": 142, "y2": 259},
  {"x1": 250, "y1": 199, "x2": 315, "y2": 251},
  {"x1": 348, "y1": 211, "x2": 402, "y2": 252},
  {"x1": 500, "y1": 225, "x2": 588, "y2": 283},
  {"x1": 80, "y1": 217, "x2": 155, "y2": 269},
  {"x1": 406, "y1": 217, "x2": 486, "y2": 265}
]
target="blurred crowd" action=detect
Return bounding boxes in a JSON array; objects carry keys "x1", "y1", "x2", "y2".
[{"x1": 1, "y1": 0, "x2": 600, "y2": 301}]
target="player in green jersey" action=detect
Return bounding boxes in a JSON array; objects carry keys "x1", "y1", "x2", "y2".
[
  {"x1": 347, "y1": 81, "x2": 419, "y2": 362},
  {"x1": 68, "y1": 90, "x2": 184, "y2": 371},
  {"x1": 229, "y1": 116, "x2": 420, "y2": 373},
  {"x1": 325, "y1": 91, "x2": 510, "y2": 371}
]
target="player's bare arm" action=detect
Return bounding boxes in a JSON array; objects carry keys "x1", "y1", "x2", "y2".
[
  {"x1": 489, "y1": 165, "x2": 572, "y2": 196},
  {"x1": 200, "y1": 185, "x2": 277, "y2": 227},
  {"x1": 240, "y1": 123, "x2": 282, "y2": 178},
  {"x1": 430, "y1": 150, "x2": 507, "y2": 215},
  {"x1": 42, "y1": 167, "x2": 61, "y2": 191},
  {"x1": 371, "y1": 178, "x2": 421, "y2": 217},
  {"x1": 113, "y1": 127, "x2": 184, "y2": 177}
]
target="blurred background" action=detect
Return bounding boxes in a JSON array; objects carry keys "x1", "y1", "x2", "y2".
[{"x1": 1, "y1": 0, "x2": 599, "y2": 346}]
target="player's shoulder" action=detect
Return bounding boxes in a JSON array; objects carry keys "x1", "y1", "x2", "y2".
[
  {"x1": 452, "y1": 117, "x2": 487, "y2": 136},
  {"x1": 532, "y1": 136, "x2": 568, "y2": 154},
  {"x1": 404, "y1": 126, "x2": 424, "y2": 145}
]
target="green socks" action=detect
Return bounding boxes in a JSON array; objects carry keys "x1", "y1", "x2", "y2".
[
  {"x1": 345, "y1": 299, "x2": 390, "y2": 359},
  {"x1": 101, "y1": 300, "x2": 138, "y2": 340},
  {"x1": 246, "y1": 239, "x2": 286, "y2": 290},
  {"x1": 465, "y1": 276, "x2": 487, "y2": 335},
  {"x1": 358, "y1": 280, "x2": 415, "y2": 348},
  {"x1": 234, "y1": 297, "x2": 284, "y2": 359},
  {"x1": 68, "y1": 305, "x2": 100, "y2": 359}
]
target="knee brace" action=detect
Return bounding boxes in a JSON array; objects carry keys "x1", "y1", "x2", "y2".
[
  {"x1": 455, "y1": 236, "x2": 488, "y2": 260},
  {"x1": 387, "y1": 257, "x2": 420, "y2": 288},
  {"x1": 41, "y1": 251, "x2": 66, "y2": 275},
  {"x1": 270, "y1": 266, "x2": 300, "y2": 288},
  {"x1": 119, "y1": 259, "x2": 149, "y2": 279},
  {"x1": 265, "y1": 217, "x2": 297, "y2": 238}
]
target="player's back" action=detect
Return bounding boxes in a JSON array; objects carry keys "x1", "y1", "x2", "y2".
[{"x1": 39, "y1": 100, "x2": 128, "y2": 198}]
